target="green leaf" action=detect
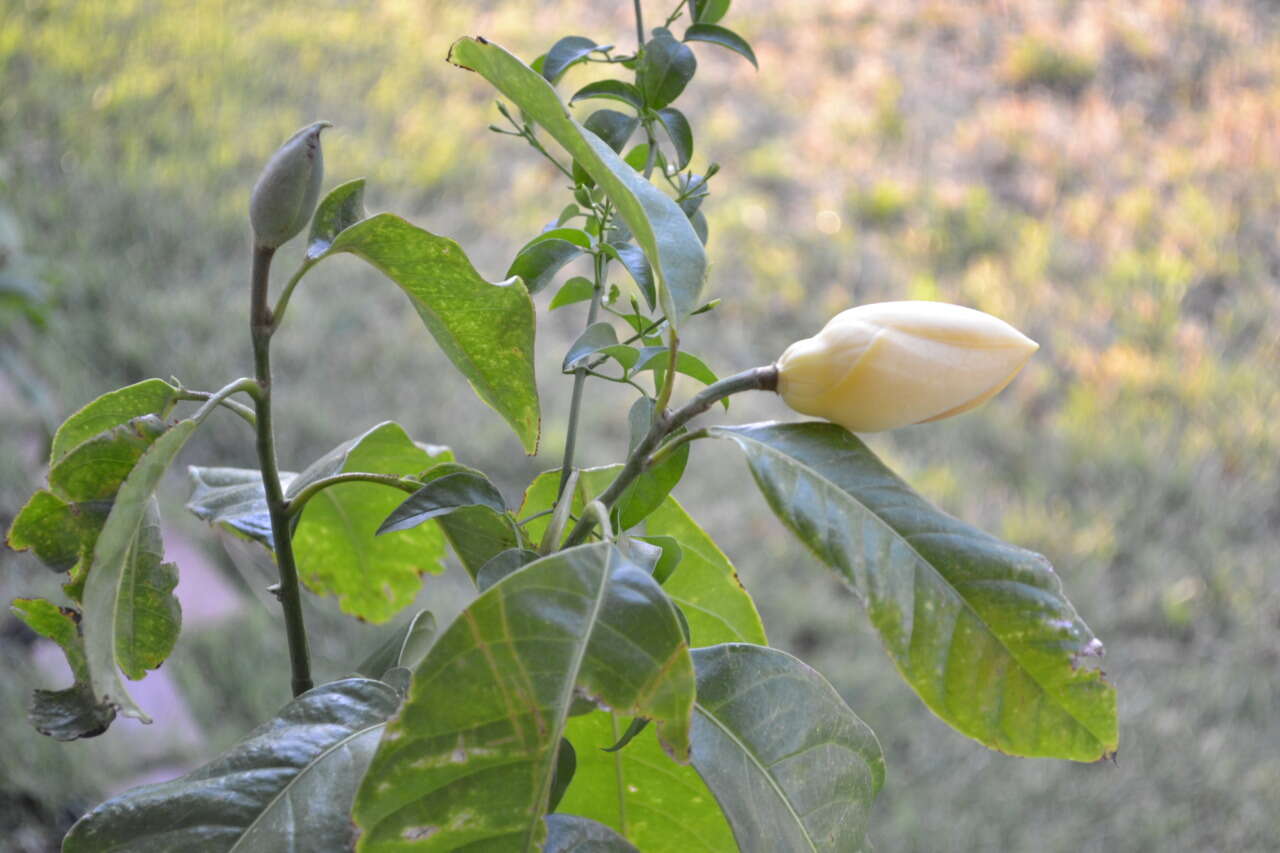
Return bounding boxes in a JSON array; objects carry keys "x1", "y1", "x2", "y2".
[
  {"x1": 82, "y1": 419, "x2": 197, "y2": 721},
  {"x1": 11, "y1": 598, "x2": 116, "y2": 740},
  {"x1": 475, "y1": 548, "x2": 540, "y2": 592},
  {"x1": 564, "y1": 322, "x2": 622, "y2": 371},
  {"x1": 507, "y1": 227, "x2": 593, "y2": 295},
  {"x1": 603, "y1": 242, "x2": 655, "y2": 310},
  {"x1": 6, "y1": 489, "x2": 109, "y2": 573},
  {"x1": 413, "y1": 460, "x2": 527, "y2": 582},
  {"x1": 583, "y1": 108, "x2": 640, "y2": 153},
  {"x1": 286, "y1": 422, "x2": 451, "y2": 624},
  {"x1": 63, "y1": 678, "x2": 401, "y2": 852},
  {"x1": 543, "y1": 35, "x2": 600, "y2": 82},
  {"x1": 544, "y1": 814, "x2": 640, "y2": 852},
  {"x1": 548, "y1": 737, "x2": 578, "y2": 814},
  {"x1": 516, "y1": 467, "x2": 618, "y2": 547},
  {"x1": 357, "y1": 610, "x2": 437, "y2": 679},
  {"x1": 550, "y1": 275, "x2": 597, "y2": 310},
  {"x1": 638, "y1": 29, "x2": 697, "y2": 109},
  {"x1": 316, "y1": 212, "x2": 540, "y2": 453},
  {"x1": 184, "y1": 465, "x2": 292, "y2": 551},
  {"x1": 689, "y1": 644, "x2": 884, "y2": 852},
  {"x1": 693, "y1": 0, "x2": 731, "y2": 24},
  {"x1": 644, "y1": 497, "x2": 767, "y2": 646},
  {"x1": 560, "y1": 711, "x2": 734, "y2": 852},
  {"x1": 378, "y1": 470, "x2": 507, "y2": 534},
  {"x1": 450, "y1": 38, "x2": 707, "y2": 327},
  {"x1": 655, "y1": 107, "x2": 694, "y2": 169},
  {"x1": 49, "y1": 378, "x2": 178, "y2": 466},
  {"x1": 49, "y1": 415, "x2": 169, "y2": 501},
  {"x1": 711, "y1": 422, "x2": 1119, "y2": 760},
  {"x1": 353, "y1": 543, "x2": 695, "y2": 851},
  {"x1": 307, "y1": 177, "x2": 368, "y2": 258},
  {"x1": 684, "y1": 24, "x2": 758, "y2": 69},
  {"x1": 570, "y1": 79, "x2": 645, "y2": 111},
  {"x1": 633, "y1": 535, "x2": 681, "y2": 585},
  {"x1": 633, "y1": 347, "x2": 721, "y2": 390},
  {"x1": 615, "y1": 399, "x2": 686, "y2": 531}
]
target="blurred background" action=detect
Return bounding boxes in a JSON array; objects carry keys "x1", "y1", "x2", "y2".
[{"x1": 2, "y1": 0, "x2": 1278, "y2": 849}]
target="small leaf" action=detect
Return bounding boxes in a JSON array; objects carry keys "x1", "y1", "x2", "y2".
[
  {"x1": 655, "y1": 107, "x2": 694, "y2": 169},
  {"x1": 550, "y1": 275, "x2": 596, "y2": 310},
  {"x1": 633, "y1": 535, "x2": 682, "y2": 585},
  {"x1": 184, "y1": 465, "x2": 292, "y2": 551},
  {"x1": 475, "y1": 548, "x2": 540, "y2": 592},
  {"x1": 548, "y1": 737, "x2": 578, "y2": 814},
  {"x1": 307, "y1": 177, "x2": 367, "y2": 258},
  {"x1": 318, "y1": 213, "x2": 540, "y2": 453},
  {"x1": 564, "y1": 322, "x2": 621, "y2": 371},
  {"x1": 11, "y1": 598, "x2": 116, "y2": 740},
  {"x1": 602, "y1": 716, "x2": 650, "y2": 753},
  {"x1": 570, "y1": 78, "x2": 645, "y2": 111},
  {"x1": 353, "y1": 543, "x2": 695, "y2": 851},
  {"x1": 583, "y1": 108, "x2": 639, "y2": 153},
  {"x1": 543, "y1": 35, "x2": 600, "y2": 82},
  {"x1": 638, "y1": 28, "x2": 698, "y2": 109},
  {"x1": 711, "y1": 422, "x2": 1119, "y2": 760},
  {"x1": 506, "y1": 227, "x2": 593, "y2": 295},
  {"x1": 357, "y1": 610, "x2": 437, "y2": 679},
  {"x1": 603, "y1": 242, "x2": 655, "y2": 310},
  {"x1": 543, "y1": 814, "x2": 640, "y2": 852},
  {"x1": 684, "y1": 24, "x2": 758, "y2": 69},
  {"x1": 693, "y1": 0, "x2": 731, "y2": 24},
  {"x1": 689, "y1": 644, "x2": 884, "y2": 852},
  {"x1": 633, "y1": 347, "x2": 721, "y2": 389},
  {"x1": 689, "y1": 208, "x2": 709, "y2": 245},
  {"x1": 6, "y1": 489, "x2": 109, "y2": 574},
  {"x1": 287, "y1": 422, "x2": 452, "y2": 623},
  {"x1": 378, "y1": 471, "x2": 508, "y2": 534},
  {"x1": 49, "y1": 379, "x2": 178, "y2": 466},
  {"x1": 63, "y1": 679, "x2": 401, "y2": 852}
]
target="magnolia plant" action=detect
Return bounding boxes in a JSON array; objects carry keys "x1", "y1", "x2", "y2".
[{"x1": 6, "y1": 3, "x2": 1116, "y2": 850}]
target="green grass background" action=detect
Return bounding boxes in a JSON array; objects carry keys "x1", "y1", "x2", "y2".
[{"x1": 2, "y1": 1, "x2": 1278, "y2": 849}]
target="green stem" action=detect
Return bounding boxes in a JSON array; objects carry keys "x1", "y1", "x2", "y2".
[
  {"x1": 177, "y1": 386, "x2": 259, "y2": 427},
  {"x1": 284, "y1": 472, "x2": 422, "y2": 518},
  {"x1": 555, "y1": 247, "x2": 609, "y2": 502},
  {"x1": 633, "y1": 0, "x2": 646, "y2": 48},
  {"x1": 270, "y1": 258, "x2": 317, "y2": 332},
  {"x1": 250, "y1": 243, "x2": 313, "y2": 698},
  {"x1": 563, "y1": 365, "x2": 777, "y2": 547}
]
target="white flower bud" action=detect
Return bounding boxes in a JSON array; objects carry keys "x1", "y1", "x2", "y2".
[
  {"x1": 776, "y1": 301, "x2": 1039, "y2": 432},
  {"x1": 249, "y1": 121, "x2": 331, "y2": 249}
]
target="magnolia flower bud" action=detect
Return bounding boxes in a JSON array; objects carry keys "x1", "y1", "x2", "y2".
[
  {"x1": 776, "y1": 301, "x2": 1039, "y2": 432},
  {"x1": 249, "y1": 121, "x2": 331, "y2": 249}
]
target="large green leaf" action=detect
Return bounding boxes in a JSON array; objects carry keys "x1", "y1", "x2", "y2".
[
  {"x1": 411, "y1": 460, "x2": 526, "y2": 581},
  {"x1": 185, "y1": 466, "x2": 296, "y2": 550},
  {"x1": 82, "y1": 419, "x2": 197, "y2": 721},
  {"x1": 315, "y1": 213, "x2": 540, "y2": 453},
  {"x1": 450, "y1": 37, "x2": 706, "y2": 326},
  {"x1": 10, "y1": 598, "x2": 115, "y2": 741},
  {"x1": 353, "y1": 543, "x2": 695, "y2": 851},
  {"x1": 711, "y1": 422, "x2": 1118, "y2": 761},
  {"x1": 49, "y1": 378, "x2": 179, "y2": 465},
  {"x1": 62, "y1": 678, "x2": 400, "y2": 852},
  {"x1": 644, "y1": 497, "x2": 766, "y2": 647},
  {"x1": 559, "y1": 712, "x2": 735, "y2": 853},
  {"x1": 689, "y1": 644, "x2": 884, "y2": 853},
  {"x1": 286, "y1": 422, "x2": 450, "y2": 624},
  {"x1": 6, "y1": 489, "x2": 110, "y2": 574}
]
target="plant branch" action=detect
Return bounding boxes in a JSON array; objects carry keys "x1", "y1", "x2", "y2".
[
  {"x1": 284, "y1": 472, "x2": 422, "y2": 519},
  {"x1": 556, "y1": 244, "x2": 609, "y2": 502},
  {"x1": 250, "y1": 243, "x2": 313, "y2": 697},
  {"x1": 270, "y1": 258, "x2": 318, "y2": 332},
  {"x1": 563, "y1": 364, "x2": 778, "y2": 546},
  {"x1": 177, "y1": 386, "x2": 259, "y2": 427},
  {"x1": 633, "y1": 0, "x2": 646, "y2": 48}
]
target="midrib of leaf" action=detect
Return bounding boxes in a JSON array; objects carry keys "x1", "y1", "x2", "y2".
[
  {"x1": 695, "y1": 699, "x2": 816, "y2": 853},
  {"x1": 228, "y1": 721, "x2": 388, "y2": 852},
  {"x1": 524, "y1": 556, "x2": 613, "y2": 852},
  {"x1": 737, "y1": 434, "x2": 1093, "y2": 740}
]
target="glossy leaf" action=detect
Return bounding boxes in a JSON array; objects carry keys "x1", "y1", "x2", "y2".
[
  {"x1": 603, "y1": 242, "x2": 655, "y2": 310},
  {"x1": 451, "y1": 38, "x2": 707, "y2": 326},
  {"x1": 711, "y1": 422, "x2": 1119, "y2": 761},
  {"x1": 693, "y1": 0, "x2": 731, "y2": 24},
  {"x1": 684, "y1": 24, "x2": 758, "y2": 69},
  {"x1": 633, "y1": 347, "x2": 720, "y2": 389},
  {"x1": 316, "y1": 212, "x2": 540, "y2": 453},
  {"x1": 564, "y1": 322, "x2": 622, "y2": 371},
  {"x1": 644, "y1": 497, "x2": 767, "y2": 647},
  {"x1": 184, "y1": 465, "x2": 293, "y2": 551},
  {"x1": 655, "y1": 107, "x2": 694, "y2": 170},
  {"x1": 638, "y1": 29, "x2": 697, "y2": 109},
  {"x1": 63, "y1": 678, "x2": 400, "y2": 852},
  {"x1": 11, "y1": 598, "x2": 115, "y2": 740},
  {"x1": 544, "y1": 814, "x2": 641, "y2": 852},
  {"x1": 378, "y1": 470, "x2": 507, "y2": 534},
  {"x1": 49, "y1": 378, "x2": 178, "y2": 466},
  {"x1": 82, "y1": 419, "x2": 197, "y2": 721},
  {"x1": 689, "y1": 644, "x2": 884, "y2": 852},
  {"x1": 570, "y1": 79, "x2": 644, "y2": 111},
  {"x1": 353, "y1": 543, "x2": 695, "y2": 851},
  {"x1": 583, "y1": 109, "x2": 639, "y2": 153},
  {"x1": 475, "y1": 548, "x2": 540, "y2": 592},
  {"x1": 550, "y1": 275, "x2": 597, "y2": 310},
  {"x1": 286, "y1": 422, "x2": 450, "y2": 624},
  {"x1": 357, "y1": 610, "x2": 437, "y2": 680},
  {"x1": 560, "y1": 712, "x2": 735, "y2": 852},
  {"x1": 543, "y1": 35, "x2": 600, "y2": 83},
  {"x1": 507, "y1": 228, "x2": 592, "y2": 295},
  {"x1": 307, "y1": 177, "x2": 368, "y2": 258}
]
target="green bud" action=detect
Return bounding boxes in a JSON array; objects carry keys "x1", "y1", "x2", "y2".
[{"x1": 249, "y1": 121, "x2": 331, "y2": 249}]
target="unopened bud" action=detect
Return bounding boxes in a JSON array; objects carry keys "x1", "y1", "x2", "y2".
[
  {"x1": 249, "y1": 121, "x2": 331, "y2": 249},
  {"x1": 776, "y1": 301, "x2": 1038, "y2": 432}
]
